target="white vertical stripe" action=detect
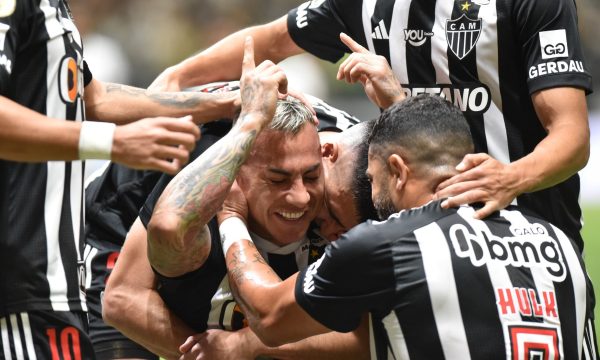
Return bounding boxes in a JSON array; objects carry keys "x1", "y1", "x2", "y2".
[
  {"x1": 1, "y1": 317, "x2": 12, "y2": 360},
  {"x1": 432, "y1": 2, "x2": 453, "y2": 83},
  {"x1": 551, "y1": 224, "x2": 588, "y2": 359},
  {"x1": 45, "y1": 162, "x2": 69, "y2": 311},
  {"x1": 9, "y1": 314, "x2": 23, "y2": 360},
  {"x1": 382, "y1": 311, "x2": 410, "y2": 360},
  {"x1": 476, "y1": 0, "x2": 511, "y2": 169},
  {"x1": 43, "y1": 0, "x2": 71, "y2": 312},
  {"x1": 499, "y1": 210, "x2": 560, "y2": 325},
  {"x1": 84, "y1": 245, "x2": 98, "y2": 290},
  {"x1": 388, "y1": 0, "x2": 409, "y2": 83},
  {"x1": 361, "y1": 0, "x2": 377, "y2": 53},
  {"x1": 455, "y1": 206, "x2": 517, "y2": 358},
  {"x1": 415, "y1": 223, "x2": 471, "y2": 359},
  {"x1": 20, "y1": 313, "x2": 37, "y2": 360}
]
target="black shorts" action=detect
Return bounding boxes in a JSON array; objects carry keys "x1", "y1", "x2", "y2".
[
  {"x1": 0, "y1": 311, "x2": 94, "y2": 360},
  {"x1": 84, "y1": 243, "x2": 158, "y2": 360}
]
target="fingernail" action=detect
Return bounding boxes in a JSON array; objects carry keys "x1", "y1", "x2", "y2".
[{"x1": 456, "y1": 162, "x2": 465, "y2": 171}]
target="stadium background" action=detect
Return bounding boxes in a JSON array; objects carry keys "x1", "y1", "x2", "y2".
[{"x1": 70, "y1": 0, "x2": 600, "y2": 340}]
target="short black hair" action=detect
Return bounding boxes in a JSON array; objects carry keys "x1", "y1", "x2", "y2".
[
  {"x1": 368, "y1": 94, "x2": 473, "y2": 170},
  {"x1": 350, "y1": 120, "x2": 378, "y2": 222}
]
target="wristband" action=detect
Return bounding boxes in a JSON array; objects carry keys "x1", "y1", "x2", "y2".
[
  {"x1": 219, "y1": 216, "x2": 252, "y2": 255},
  {"x1": 78, "y1": 121, "x2": 116, "y2": 160}
]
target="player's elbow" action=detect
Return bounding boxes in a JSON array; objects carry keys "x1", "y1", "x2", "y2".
[
  {"x1": 102, "y1": 282, "x2": 130, "y2": 330},
  {"x1": 249, "y1": 311, "x2": 293, "y2": 347}
]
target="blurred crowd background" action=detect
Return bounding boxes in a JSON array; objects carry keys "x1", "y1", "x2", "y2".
[{"x1": 70, "y1": 0, "x2": 599, "y2": 204}]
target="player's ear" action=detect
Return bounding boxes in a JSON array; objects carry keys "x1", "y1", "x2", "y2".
[
  {"x1": 321, "y1": 142, "x2": 338, "y2": 162},
  {"x1": 387, "y1": 154, "x2": 408, "y2": 192}
]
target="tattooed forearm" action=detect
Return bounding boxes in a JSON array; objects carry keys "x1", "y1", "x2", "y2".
[
  {"x1": 226, "y1": 241, "x2": 281, "y2": 288},
  {"x1": 105, "y1": 83, "x2": 209, "y2": 109},
  {"x1": 156, "y1": 124, "x2": 258, "y2": 235}
]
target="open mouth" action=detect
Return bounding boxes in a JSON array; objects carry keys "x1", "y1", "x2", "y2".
[{"x1": 277, "y1": 211, "x2": 306, "y2": 220}]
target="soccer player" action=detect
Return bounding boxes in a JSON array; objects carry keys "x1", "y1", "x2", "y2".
[
  {"x1": 84, "y1": 81, "x2": 367, "y2": 359},
  {"x1": 0, "y1": 0, "x2": 240, "y2": 358},
  {"x1": 151, "y1": 0, "x2": 592, "y2": 251},
  {"x1": 103, "y1": 40, "x2": 377, "y2": 358},
  {"x1": 217, "y1": 94, "x2": 598, "y2": 359}
]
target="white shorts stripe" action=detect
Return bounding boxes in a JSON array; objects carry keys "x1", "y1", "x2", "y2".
[
  {"x1": 20, "y1": 313, "x2": 37, "y2": 360},
  {"x1": 9, "y1": 314, "x2": 24, "y2": 360},
  {"x1": 415, "y1": 222, "x2": 471, "y2": 359},
  {"x1": 1, "y1": 317, "x2": 12, "y2": 360}
]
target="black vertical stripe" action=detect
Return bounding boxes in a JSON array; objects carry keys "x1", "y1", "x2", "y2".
[
  {"x1": 405, "y1": 0, "x2": 436, "y2": 83},
  {"x1": 447, "y1": 2, "x2": 488, "y2": 153},
  {"x1": 370, "y1": 0, "x2": 394, "y2": 63}
]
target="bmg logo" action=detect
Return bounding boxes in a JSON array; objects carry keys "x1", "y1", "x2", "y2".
[{"x1": 539, "y1": 29, "x2": 568, "y2": 60}]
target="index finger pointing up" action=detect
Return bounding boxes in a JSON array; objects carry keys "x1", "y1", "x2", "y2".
[
  {"x1": 340, "y1": 32, "x2": 369, "y2": 54},
  {"x1": 242, "y1": 36, "x2": 256, "y2": 73}
]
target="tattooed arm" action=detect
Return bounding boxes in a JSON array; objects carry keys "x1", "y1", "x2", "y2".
[
  {"x1": 147, "y1": 36, "x2": 288, "y2": 276},
  {"x1": 221, "y1": 238, "x2": 332, "y2": 347},
  {"x1": 83, "y1": 78, "x2": 240, "y2": 125}
]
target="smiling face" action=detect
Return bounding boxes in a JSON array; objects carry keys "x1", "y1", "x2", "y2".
[{"x1": 237, "y1": 124, "x2": 324, "y2": 246}]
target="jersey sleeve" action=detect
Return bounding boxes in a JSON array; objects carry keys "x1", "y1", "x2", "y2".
[
  {"x1": 294, "y1": 222, "x2": 396, "y2": 332},
  {"x1": 287, "y1": 0, "x2": 366, "y2": 63},
  {"x1": 516, "y1": 0, "x2": 593, "y2": 94}
]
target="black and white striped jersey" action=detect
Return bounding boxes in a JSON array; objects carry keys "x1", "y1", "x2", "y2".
[
  {"x1": 287, "y1": 0, "x2": 593, "y2": 250},
  {"x1": 0, "y1": 0, "x2": 92, "y2": 316},
  {"x1": 295, "y1": 200, "x2": 598, "y2": 359}
]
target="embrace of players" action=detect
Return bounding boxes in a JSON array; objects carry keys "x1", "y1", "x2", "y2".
[{"x1": 0, "y1": 0, "x2": 597, "y2": 359}]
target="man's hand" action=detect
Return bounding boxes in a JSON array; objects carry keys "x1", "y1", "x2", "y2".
[
  {"x1": 178, "y1": 329, "x2": 258, "y2": 360},
  {"x1": 238, "y1": 36, "x2": 288, "y2": 127},
  {"x1": 337, "y1": 33, "x2": 405, "y2": 109},
  {"x1": 435, "y1": 153, "x2": 522, "y2": 219},
  {"x1": 112, "y1": 115, "x2": 200, "y2": 175},
  {"x1": 218, "y1": 180, "x2": 249, "y2": 225}
]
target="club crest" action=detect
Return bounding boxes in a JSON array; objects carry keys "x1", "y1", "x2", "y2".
[{"x1": 446, "y1": 14, "x2": 482, "y2": 60}]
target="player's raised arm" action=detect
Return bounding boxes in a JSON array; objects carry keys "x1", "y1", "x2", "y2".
[{"x1": 147, "y1": 36, "x2": 288, "y2": 277}]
